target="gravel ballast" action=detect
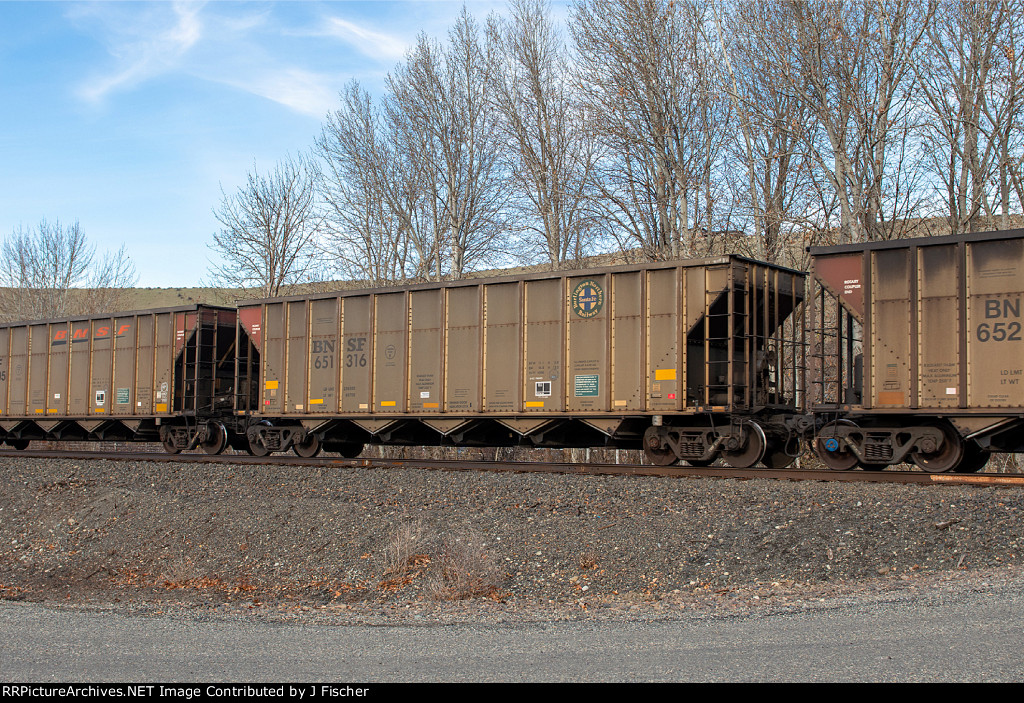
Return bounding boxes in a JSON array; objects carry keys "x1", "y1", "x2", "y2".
[{"x1": 0, "y1": 455, "x2": 1022, "y2": 624}]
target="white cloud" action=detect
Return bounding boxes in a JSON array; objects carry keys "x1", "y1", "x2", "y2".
[
  {"x1": 218, "y1": 68, "x2": 338, "y2": 119},
  {"x1": 319, "y1": 16, "x2": 409, "y2": 61},
  {"x1": 76, "y1": 2, "x2": 204, "y2": 103}
]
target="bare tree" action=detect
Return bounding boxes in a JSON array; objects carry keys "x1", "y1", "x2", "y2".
[
  {"x1": 571, "y1": 0, "x2": 731, "y2": 261},
  {"x1": 991, "y1": 3, "x2": 1024, "y2": 227},
  {"x1": 316, "y1": 81, "x2": 417, "y2": 285},
  {"x1": 712, "y1": 4, "x2": 817, "y2": 265},
  {"x1": 918, "y1": 0, "x2": 1005, "y2": 232},
  {"x1": 752, "y1": 0, "x2": 931, "y2": 243},
  {"x1": 918, "y1": 0, "x2": 1024, "y2": 233},
  {"x1": 0, "y1": 218, "x2": 137, "y2": 322},
  {"x1": 487, "y1": 0, "x2": 599, "y2": 268},
  {"x1": 207, "y1": 154, "x2": 322, "y2": 298},
  {"x1": 386, "y1": 10, "x2": 510, "y2": 279}
]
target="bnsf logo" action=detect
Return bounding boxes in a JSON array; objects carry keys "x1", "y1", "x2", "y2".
[{"x1": 51, "y1": 324, "x2": 132, "y2": 345}]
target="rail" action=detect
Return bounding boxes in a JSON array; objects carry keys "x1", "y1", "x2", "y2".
[{"x1": 2, "y1": 449, "x2": 1023, "y2": 486}]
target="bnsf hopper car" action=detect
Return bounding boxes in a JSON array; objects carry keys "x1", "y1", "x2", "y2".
[
  {"x1": 236, "y1": 256, "x2": 807, "y2": 466},
  {"x1": 4, "y1": 228, "x2": 1024, "y2": 474}
]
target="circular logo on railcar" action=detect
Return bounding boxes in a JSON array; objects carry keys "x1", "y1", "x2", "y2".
[{"x1": 571, "y1": 280, "x2": 604, "y2": 319}]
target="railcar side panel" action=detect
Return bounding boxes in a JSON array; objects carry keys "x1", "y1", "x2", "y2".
[
  {"x1": 870, "y1": 248, "x2": 912, "y2": 409},
  {"x1": 444, "y1": 286, "x2": 480, "y2": 412},
  {"x1": 69, "y1": 320, "x2": 90, "y2": 415},
  {"x1": 524, "y1": 278, "x2": 562, "y2": 412},
  {"x1": 285, "y1": 300, "x2": 308, "y2": 414},
  {"x1": 610, "y1": 271, "x2": 643, "y2": 412},
  {"x1": 0, "y1": 327, "x2": 9, "y2": 414},
  {"x1": 967, "y1": 236, "x2": 1024, "y2": 409},
  {"x1": 308, "y1": 297, "x2": 339, "y2": 413},
  {"x1": 28, "y1": 324, "x2": 47, "y2": 416},
  {"x1": 409, "y1": 289, "x2": 442, "y2": 413},
  {"x1": 90, "y1": 318, "x2": 113, "y2": 416},
  {"x1": 341, "y1": 295, "x2": 372, "y2": 413},
  {"x1": 482, "y1": 283, "x2": 521, "y2": 412},
  {"x1": 8, "y1": 327, "x2": 27, "y2": 416},
  {"x1": 918, "y1": 244, "x2": 960, "y2": 408},
  {"x1": 567, "y1": 274, "x2": 609, "y2": 412},
  {"x1": 646, "y1": 267, "x2": 680, "y2": 412},
  {"x1": 683, "y1": 267, "x2": 706, "y2": 407},
  {"x1": 374, "y1": 292, "x2": 407, "y2": 413},
  {"x1": 112, "y1": 316, "x2": 136, "y2": 416},
  {"x1": 261, "y1": 303, "x2": 285, "y2": 415},
  {"x1": 47, "y1": 322, "x2": 69, "y2": 416},
  {"x1": 153, "y1": 312, "x2": 174, "y2": 414}
]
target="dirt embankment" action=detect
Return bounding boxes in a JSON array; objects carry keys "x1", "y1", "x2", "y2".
[{"x1": 1, "y1": 455, "x2": 1022, "y2": 622}]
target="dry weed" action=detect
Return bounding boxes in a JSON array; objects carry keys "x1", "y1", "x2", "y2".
[
  {"x1": 425, "y1": 530, "x2": 505, "y2": 601},
  {"x1": 382, "y1": 520, "x2": 430, "y2": 577}
]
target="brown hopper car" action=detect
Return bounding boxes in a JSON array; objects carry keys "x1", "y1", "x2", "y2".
[
  {"x1": 0, "y1": 305, "x2": 238, "y2": 453},
  {"x1": 808, "y1": 228, "x2": 1024, "y2": 472},
  {"x1": 235, "y1": 256, "x2": 807, "y2": 467},
  {"x1": 3, "y1": 228, "x2": 1024, "y2": 473}
]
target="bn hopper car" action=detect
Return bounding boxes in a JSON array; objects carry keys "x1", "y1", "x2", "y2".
[{"x1": 807, "y1": 228, "x2": 1024, "y2": 473}]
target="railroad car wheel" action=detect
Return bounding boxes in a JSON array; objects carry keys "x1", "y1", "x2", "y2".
[
  {"x1": 643, "y1": 427, "x2": 679, "y2": 466},
  {"x1": 5, "y1": 439, "x2": 28, "y2": 451},
  {"x1": 761, "y1": 450, "x2": 797, "y2": 469},
  {"x1": 330, "y1": 442, "x2": 364, "y2": 458},
  {"x1": 160, "y1": 432, "x2": 181, "y2": 454},
  {"x1": 293, "y1": 433, "x2": 322, "y2": 458},
  {"x1": 247, "y1": 437, "x2": 270, "y2": 457},
  {"x1": 954, "y1": 441, "x2": 989, "y2": 474},
  {"x1": 202, "y1": 423, "x2": 228, "y2": 455},
  {"x1": 246, "y1": 422, "x2": 272, "y2": 457},
  {"x1": 721, "y1": 421, "x2": 767, "y2": 469},
  {"x1": 815, "y1": 420, "x2": 858, "y2": 470},
  {"x1": 910, "y1": 424, "x2": 963, "y2": 473}
]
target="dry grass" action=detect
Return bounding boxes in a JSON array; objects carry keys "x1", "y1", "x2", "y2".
[
  {"x1": 424, "y1": 530, "x2": 505, "y2": 601},
  {"x1": 381, "y1": 520, "x2": 430, "y2": 577}
]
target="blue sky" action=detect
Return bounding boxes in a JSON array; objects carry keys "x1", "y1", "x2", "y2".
[{"x1": 0, "y1": 1, "x2": 511, "y2": 287}]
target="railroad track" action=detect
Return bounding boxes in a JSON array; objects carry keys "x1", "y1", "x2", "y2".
[{"x1": 2, "y1": 448, "x2": 1023, "y2": 487}]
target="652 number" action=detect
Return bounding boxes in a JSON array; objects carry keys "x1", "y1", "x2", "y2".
[{"x1": 976, "y1": 321, "x2": 1022, "y2": 342}]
